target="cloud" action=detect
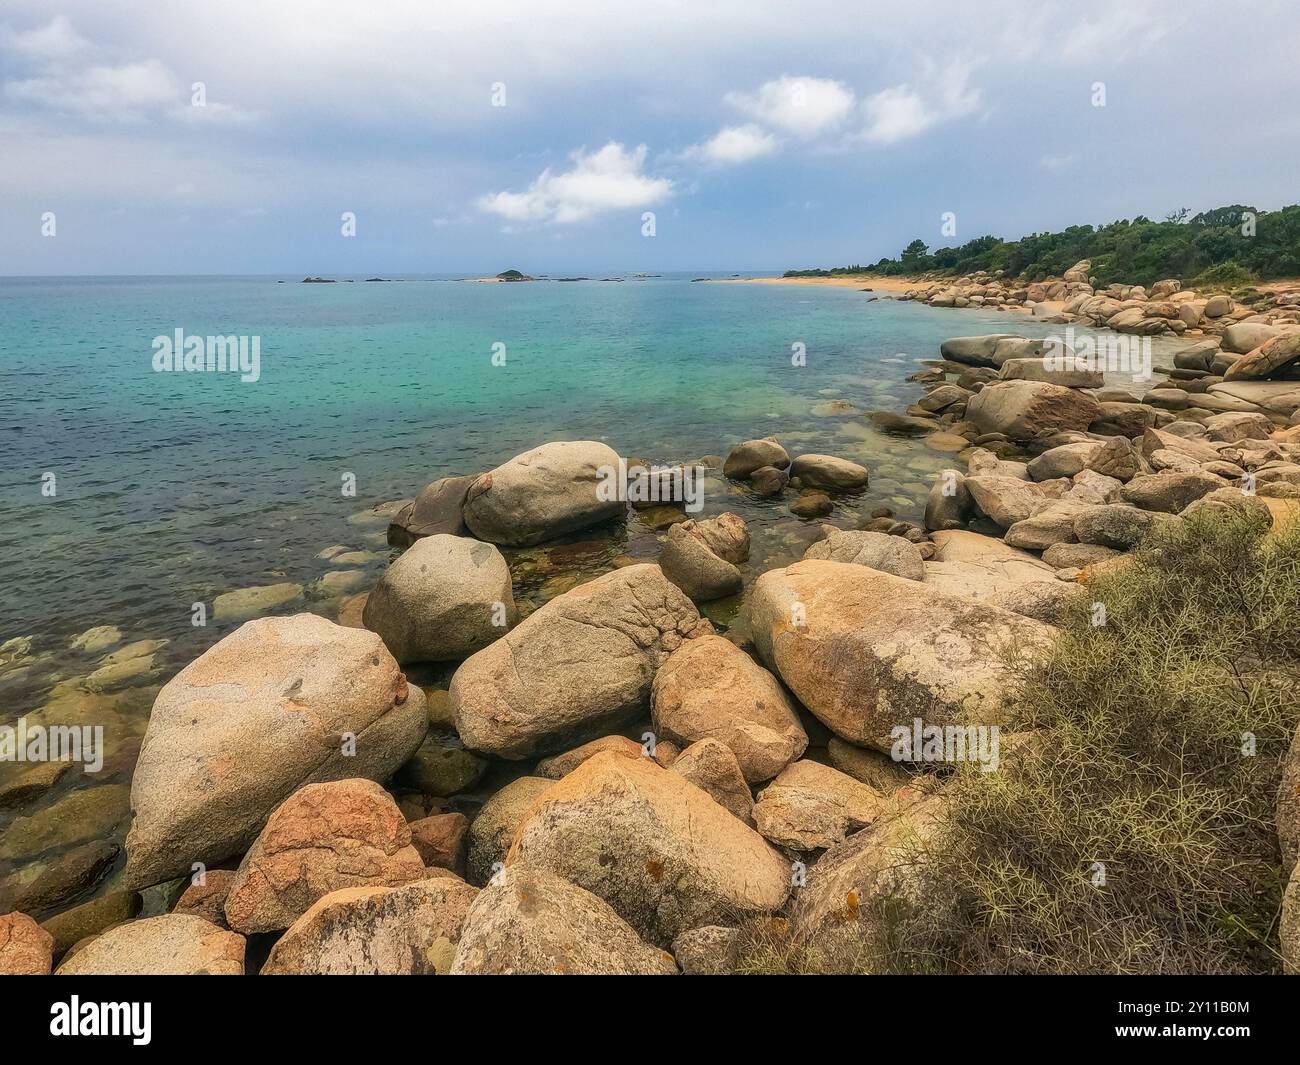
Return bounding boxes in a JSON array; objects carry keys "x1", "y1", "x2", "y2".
[
  {"x1": 0, "y1": 15, "x2": 90, "y2": 60},
  {"x1": 478, "y1": 142, "x2": 673, "y2": 224},
  {"x1": 6, "y1": 57, "x2": 180, "y2": 120},
  {"x1": 726, "y1": 75, "x2": 854, "y2": 138},
  {"x1": 860, "y1": 63, "x2": 981, "y2": 144},
  {"x1": 686, "y1": 123, "x2": 779, "y2": 165}
]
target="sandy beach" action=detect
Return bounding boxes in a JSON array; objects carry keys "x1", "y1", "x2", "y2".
[{"x1": 711, "y1": 274, "x2": 930, "y2": 294}]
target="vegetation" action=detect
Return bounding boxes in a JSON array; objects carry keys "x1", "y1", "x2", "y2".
[
  {"x1": 786, "y1": 204, "x2": 1300, "y2": 287},
  {"x1": 879, "y1": 510, "x2": 1300, "y2": 975}
]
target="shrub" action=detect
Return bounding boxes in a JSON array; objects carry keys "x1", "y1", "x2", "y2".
[{"x1": 879, "y1": 510, "x2": 1300, "y2": 974}]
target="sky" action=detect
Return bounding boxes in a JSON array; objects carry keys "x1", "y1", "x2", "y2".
[{"x1": 1, "y1": 0, "x2": 1298, "y2": 276}]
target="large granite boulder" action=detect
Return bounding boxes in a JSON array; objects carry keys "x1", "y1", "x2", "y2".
[
  {"x1": 966, "y1": 380, "x2": 1100, "y2": 441},
  {"x1": 506, "y1": 752, "x2": 791, "y2": 946},
  {"x1": 261, "y1": 875, "x2": 478, "y2": 975},
  {"x1": 748, "y1": 560, "x2": 1052, "y2": 753},
  {"x1": 363, "y1": 535, "x2": 515, "y2": 663},
  {"x1": 723, "y1": 438, "x2": 790, "y2": 479},
  {"x1": 461, "y1": 441, "x2": 625, "y2": 546},
  {"x1": 1223, "y1": 333, "x2": 1300, "y2": 381},
  {"x1": 449, "y1": 864, "x2": 677, "y2": 975},
  {"x1": 651, "y1": 635, "x2": 807, "y2": 783},
  {"x1": 124, "y1": 615, "x2": 427, "y2": 888},
  {"x1": 451, "y1": 565, "x2": 710, "y2": 759},
  {"x1": 659, "y1": 522, "x2": 742, "y2": 601},
  {"x1": 223, "y1": 779, "x2": 426, "y2": 934},
  {"x1": 752, "y1": 760, "x2": 886, "y2": 851},
  {"x1": 789, "y1": 454, "x2": 870, "y2": 491},
  {"x1": 939, "y1": 335, "x2": 1020, "y2": 367}
]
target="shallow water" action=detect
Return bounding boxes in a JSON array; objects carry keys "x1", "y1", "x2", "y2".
[{"x1": 0, "y1": 274, "x2": 1186, "y2": 913}]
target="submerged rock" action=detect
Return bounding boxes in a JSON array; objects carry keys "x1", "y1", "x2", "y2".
[{"x1": 386, "y1": 474, "x2": 474, "y2": 546}]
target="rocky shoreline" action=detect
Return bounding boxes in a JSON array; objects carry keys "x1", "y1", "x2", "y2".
[{"x1": 4, "y1": 292, "x2": 1300, "y2": 976}]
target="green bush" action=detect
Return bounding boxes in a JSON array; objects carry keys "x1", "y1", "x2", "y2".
[{"x1": 879, "y1": 510, "x2": 1300, "y2": 974}]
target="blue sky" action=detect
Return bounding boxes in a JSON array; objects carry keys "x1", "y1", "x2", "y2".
[{"x1": 2, "y1": 0, "x2": 1298, "y2": 275}]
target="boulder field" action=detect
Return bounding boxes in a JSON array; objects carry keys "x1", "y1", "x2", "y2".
[{"x1": 8, "y1": 307, "x2": 1300, "y2": 975}]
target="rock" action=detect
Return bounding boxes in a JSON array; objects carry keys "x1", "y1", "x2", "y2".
[
  {"x1": 1003, "y1": 501, "x2": 1087, "y2": 550},
  {"x1": 870, "y1": 412, "x2": 940, "y2": 435},
  {"x1": 802, "y1": 530, "x2": 925, "y2": 581},
  {"x1": 790, "y1": 796, "x2": 946, "y2": 973},
  {"x1": 222, "y1": 779, "x2": 426, "y2": 934},
  {"x1": 450, "y1": 565, "x2": 709, "y2": 759},
  {"x1": 535, "y1": 735, "x2": 645, "y2": 778},
  {"x1": 506, "y1": 752, "x2": 790, "y2": 946},
  {"x1": 55, "y1": 915, "x2": 245, "y2": 975},
  {"x1": 1203, "y1": 412, "x2": 1273, "y2": 442},
  {"x1": 450, "y1": 864, "x2": 676, "y2": 975},
  {"x1": 125, "y1": 614, "x2": 427, "y2": 889},
  {"x1": 408, "y1": 814, "x2": 469, "y2": 875},
  {"x1": 1223, "y1": 334, "x2": 1300, "y2": 381},
  {"x1": 1073, "y1": 504, "x2": 1172, "y2": 548},
  {"x1": 1278, "y1": 724, "x2": 1300, "y2": 870},
  {"x1": 1283, "y1": 860, "x2": 1300, "y2": 976},
  {"x1": 212, "y1": 582, "x2": 304, "y2": 623},
  {"x1": 2, "y1": 840, "x2": 119, "y2": 915},
  {"x1": 939, "y1": 335, "x2": 1020, "y2": 367},
  {"x1": 40, "y1": 890, "x2": 140, "y2": 956},
  {"x1": 466, "y1": 777, "x2": 554, "y2": 885},
  {"x1": 1041, "y1": 542, "x2": 1123, "y2": 569},
  {"x1": 362, "y1": 535, "x2": 514, "y2": 663},
  {"x1": 1144, "y1": 387, "x2": 1190, "y2": 410},
  {"x1": 987, "y1": 580, "x2": 1083, "y2": 624},
  {"x1": 1088, "y1": 436, "x2": 1144, "y2": 481},
  {"x1": 966, "y1": 381, "x2": 1100, "y2": 442},
  {"x1": 659, "y1": 522, "x2": 743, "y2": 601},
  {"x1": 262, "y1": 876, "x2": 477, "y2": 975},
  {"x1": 670, "y1": 739, "x2": 754, "y2": 823},
  {"x1": 827, "y1": 739, "x2": 914, "y2": 794},
  {"x1": 1174, "y1": 340, "x2": 1220, "y2": 372},
  {"x1": 916, "y1": 384, "x2": 971, "y2": 412},
  {"x1": 0, "y1": 912, "x2": 54, "y2": 975},
  {"x1": 1027, "y1": 442, "x2": 1101, "y2": 481},
  {"x1": 963, "y1": 474, "x2": 1046, "y2": 528},
  {"x1": 651, "y1": 635, "x2": 807, "y2": 783},
  {"x1": 681, "y1": 513, "x2": 750, "y2": 564},
  {"x1": 1119, "y1": 471, "x2": 1224, "y2": 513},
  {"x1": 790, "y1": 492, "x2": 834, "y2": 518},
  {"x1": 749, "y1": 465, "x2": 790, "y2": 496},
  {"x1": 173, "y1": 870, "x2": 237, "y2": 926},
  {"x1": 749, "y1": 560, "x2": 1051, "y2": 753},
  {"x1": 924, "y1": 470, "x2": 974, "y2": 530},
  {"x1": 999, "y1": 357, "x2": 1102, "y2": 389},
  {"x1": 1141, "y1": 427, "x2": 1223, "y2": 465},
  {"x1": 789, "y1": 454, "x2": 869, "y2": 491},
  {"x1": 671, "y1": 925, "x2": 742, "y2": 975},
  {"x1": 1091, "y1": 401, "x2": 1157, "y2": 437},
  {"x1": 461, "y1": 441, "x2": 624, "y2": 546},
  {"x1": 752, "y1": 761, "x2": 886, "y2": 851},
  {"x1": 396, "y1": 733, "x2": 488, "y2": 796},
  {"x1": 723, "y1": 438, "x2": 790, "y2": 479},
  {"x1": 0, "y1": 761, "x2": 72, "y2": 810},
  {"x1": 69, "y1": 625, "x2": 123, "y2": 655},
  {"x1": 386, "y1": 475, "x2": 474, "y2": 546},
  {"x1": 1203, "y1": 295, "x2": 1233, "y2": 318},
  {"x1": 1222, "y1": 322, "x2": 1285, "y2": 355},
  {"x1": 0, "y1": 784, "x2": 130, "y2": 861}
]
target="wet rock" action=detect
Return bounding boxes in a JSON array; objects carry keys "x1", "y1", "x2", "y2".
[
  {"x1": 212, "y1": 582, "x2": 304, "y2": 623},
  {"x1": 386, "y1": 475, "x2": 474, "y2": 546},
  {"x1": 789, "y1": 454, "x2": 869, "y2": 491},
  {"x1": 723, "y1": 438, "x2": 790, "y2": 479},
  {"x1": 0, "y1": 785, "x2": 130, "y2": 862}
]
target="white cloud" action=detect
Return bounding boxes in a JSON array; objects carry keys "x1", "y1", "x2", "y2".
[
  {"x1": 860, "y1": 63, "x2": 981, "y2": 144},
  {"x1": 688, "y1": 123, "x2": 779, "y2": 165},
  {"x1": 1040, "y1": 152, "x2": 1077, "y2": 170},
  {"x1": 478, "y1": 142, "x2": 673, "y2": 224},
  {"x1": 7, "y1": 58, "x2": 179, "y2": 120},
  {"x1": 726, "y1": 75, "x2": 854, "y2": 138},
  {"x1": 0, "y1": 15, "x2": 90, "y2": 60}
]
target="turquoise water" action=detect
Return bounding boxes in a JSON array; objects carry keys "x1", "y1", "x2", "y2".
[{"x1": 0, "y1": 275, "x2": 1181, "y2": 700}]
